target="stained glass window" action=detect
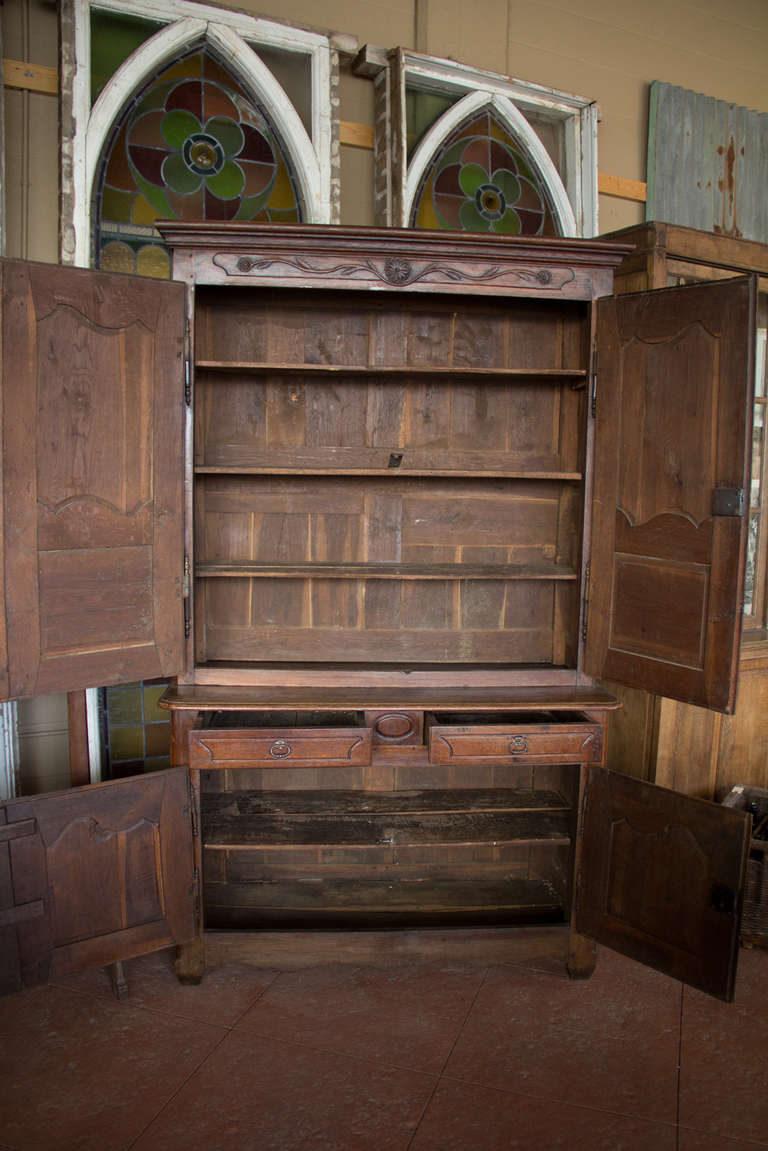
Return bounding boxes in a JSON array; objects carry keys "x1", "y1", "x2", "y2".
[
  {"x1": 94, "y1": 48, "x2": 303, "y2": 276},
  {"x1": 410, "y1": 107, "x2": 558, "y2": 236}
]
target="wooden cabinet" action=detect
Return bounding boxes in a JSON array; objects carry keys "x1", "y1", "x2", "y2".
[{"x1": 0, "y1": 225, "x2": 759, "y2": 1000}]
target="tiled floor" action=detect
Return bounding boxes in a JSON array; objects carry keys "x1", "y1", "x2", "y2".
[{"x1": 1, "y1": 943, "x2": 766, "y2": 1150}]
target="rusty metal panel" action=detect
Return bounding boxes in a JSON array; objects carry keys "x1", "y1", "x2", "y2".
[{"x1": 647, "y1": 82, "x2": 768, "y2": 244}]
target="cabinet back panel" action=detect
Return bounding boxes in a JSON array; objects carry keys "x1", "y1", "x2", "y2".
[
  {"x1": 195, "y1": 376, "x2": 583, "y2": 474},
  {"x1": 196, "y1": 477, "x2": 581, "y2": 566},
  {"x1": 196, "y1": 577, "x2": 563, "y2": 664},
  {"x1": 195, "y1": 289, "x2": 589, "y2": 372}
]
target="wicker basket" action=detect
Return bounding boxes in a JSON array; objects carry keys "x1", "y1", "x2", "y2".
[{"x1": 722, "y1": 785, "x2": 768, "y2": 945}]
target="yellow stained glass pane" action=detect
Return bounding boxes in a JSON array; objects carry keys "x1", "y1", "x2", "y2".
[
  {"x1": 269, "y1": 155, "x2": 298, "y2": 210},
  {"x1": 161, "y1": 56, "x2": 203, "y2": 83},
  {"x1": 136, "y1": 245, "x2": 171, "y2": 279},
  {"x1": 110, "y1": 725, "x2": 144, "y2": 761},
  {"x1": 143, "y1": 684, "x2": 168, "y2": 721},
  {"x1": 101, "y1": 241, "x2": 135, "y2": 274},
  {"x1": 415, "y1": 173, "x2": 440, "y2": 230},
  {"x1": 133, "y1": 192, "x2": 163, "y2": 227},
  {"x1": 101, "y1": 187, "x2": 136, "y2": 223},
  {"x1": 107, "y1": 685, "x2": 142, "y2": 725}
]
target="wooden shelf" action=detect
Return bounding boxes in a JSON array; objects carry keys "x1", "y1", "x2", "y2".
[
  {"x1": 202, "y1": 788, "x2": 572, "y2": 846},
  {"x1": 194, "y1": 465, "x2": 584, "y2": 480},
  {"x1": 161, "y1": 684, "x2": 621, "y2": 712},
  {"x1": 195, "y1": 562, "x2": 580, "y2": 581},
  {"x1": 203, "y1": 874, "x2": 567, "y2": 929},
  {"x1": 195, "y1": 360, "x2": 588, "y2": 380}
]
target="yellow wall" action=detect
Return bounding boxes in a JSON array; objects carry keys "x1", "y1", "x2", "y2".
[{"x1": 4, "y1": 0, "x2": 768, "y2": 257}]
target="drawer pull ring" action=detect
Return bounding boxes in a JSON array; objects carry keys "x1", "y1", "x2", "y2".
[
  {"x1": 509, "y1": 736, "x2": 529, "y2": 753},
  {"x1": 269, "y1": 739, "x2": 292, "y2": 759}
]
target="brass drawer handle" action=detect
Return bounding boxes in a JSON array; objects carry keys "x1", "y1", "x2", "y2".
[
  {"x1": 509, "y1": 735, "x2": 529, "y2": 753},
  {"x1": 269, "y1": 739, "x2": 292, "y2": 759}
]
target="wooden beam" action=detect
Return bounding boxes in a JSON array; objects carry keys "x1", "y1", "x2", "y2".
[
  {"x1": 3, "y1": 58, "x2": 58, "y2": 96},
  {"x1": 340, "y1": 120, "x2": 375, "y2": 149},
  {"x1": 67, "y1": 691, "x2": 91, "y2": 788},
  {"x1": 598, "y1": 172, "x2": 647, "y2": 203}
]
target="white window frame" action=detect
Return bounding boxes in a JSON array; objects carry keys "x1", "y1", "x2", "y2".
[
  {"x1": 63, "y1": 0, "x2": 336, "y2": 268},
  {"x1": 373, "y1": 49, "x2": 598, "y2": 237}
]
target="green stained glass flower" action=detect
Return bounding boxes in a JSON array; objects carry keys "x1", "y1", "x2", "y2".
[{"x1": 161, "y1": 112, "x2": 245, "y2": 199}]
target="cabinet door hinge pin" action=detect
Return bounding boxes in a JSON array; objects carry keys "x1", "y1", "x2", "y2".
[
  {"x1": 192, "y1": 866, "x2": 201, "y2": 930},
  {"x1": 184, "y1": 320, "x2": 192, "y2": 406},
  {"x1": 183, "y1": 554, "x2": 191, "y2": 639},
  {"x1": 188, "y1": 775, "x2": 199, "y2": 839},
  {"x1": 581, "y1": 561, "x2": 591, "y2": 643}
]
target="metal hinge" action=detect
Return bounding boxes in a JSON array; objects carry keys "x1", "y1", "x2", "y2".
[
  {"x1": 590, "y1": 337, "x2": 598, "y2": 418},
  {"x1": 580, "y1": 561, "x2": 591, "y2": 643},
  {"x1": 192, "y1": 866, "x2": 202, "y2": 931},
  {"x1": 188, "y1": 773, "x2": 199, "y2": 839},
  {"x1": 183, "y1": 554, "x2": 191, "y2": 639},
  {"x1": 184, "y1": 320, "x2": 192, "y2": 406}
]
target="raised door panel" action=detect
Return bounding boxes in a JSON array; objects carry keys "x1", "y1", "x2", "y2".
[
  {"x1": 0, "y1": 768, "x2": 196, "y2": 995},
  {"x1": 575, "y1": 767, "x2": 749, "y2": 1001},
  {"x1": 587, "y1": 277, "x2": 755, "y2": 712},
  {"x1": 0, "y1": 260, "x2": 185, "y2": 699}
]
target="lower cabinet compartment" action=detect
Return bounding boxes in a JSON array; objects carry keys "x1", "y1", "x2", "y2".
[{"x1": 201, "y1": 784, "x2": 575, "y2": 929}]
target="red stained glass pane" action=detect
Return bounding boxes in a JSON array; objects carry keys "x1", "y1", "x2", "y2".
[
  {"x1": 166, "y1": 184, "x2": 204, "y2": 219},
  {"x1": 240, "y1": 124, "x2": 274, "y2": 163},
  {"x1": 166, "y1": 80, "x2": 203, "y2": 119},
  {"x1": 460, "y1": 139, "x2": 489, "y2": 167},
  {"x1": 128, "y1": 144, "x2": 166, "y2": 185},
  {"x1": 242, "y1": 161, "x2": 275, "y2": 196},
  {"x1": 434, "y1": 164, "x2": 462, "y2": 196},
  {"x1": 104, "y1": 123, "x2": 133, "y2": 191},
  {"x1": 201, "y1": 84, "x2": 238, "y2": 122},
  {"x1": 205, "y1": 188, "x2": 240, "y2": 220},
  {"x1": 433, "y1": 193, "x2": 463, "y2": 229},
  {"x1": 128, "y1": 109, "x2": 167, "y2": 148}
]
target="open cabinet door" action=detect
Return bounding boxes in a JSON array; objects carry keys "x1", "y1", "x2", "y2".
[
  {"x1": 585, "y1": 277, "x2": 755, "y2": 712},
  {"x1": 0, "y1": 259, "x2": 186, "y2": 699},
  {"x1": 0, "y1": 768, "x2": 197, "y2": 996},
  {"x1": 574, "y1": 767, "x2": 749, "y2": 1001}
]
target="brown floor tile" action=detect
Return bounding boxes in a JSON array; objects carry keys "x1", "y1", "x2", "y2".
[
  {"x1": 410, "y1": 1079, "x2": 678, "y2": 1151},
  {"x1": 131, "y1": 1028, "x2": 438, "y2": 1151},
  {"x1": 679, "y1": 1130, "x2": 768, "y2": 1150},
  {"x1": 680, "y1": 986, "x2": 768, "y2": 1144},
  {"x1": 443, "y1": 954, "x2": 681, "y2": 1122},
  {"x1": 51, "y1": 948, "x2": 280, "y2": 1027},
  {"x1": 0, "y1": 984, "x2": 227, "y2": 1151},
  {"x1": 730, "y1": 945, "x2": 768, "y2": 1023},
  {"x1": 234, "y1": 960, "x2": 486, "y2": 1073}
]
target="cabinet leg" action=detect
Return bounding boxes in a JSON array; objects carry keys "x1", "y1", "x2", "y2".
[
  {"x1": 108, "y1": 960, "x2": 129, "y2": 1000},
  {"x1": 567, "y1": 931, "x2": 597, "y2": 980},
  {"x1": 175, "y1": 937, "x2": 206, "y2": 985}
]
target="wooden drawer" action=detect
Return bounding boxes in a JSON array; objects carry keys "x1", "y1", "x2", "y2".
[
  {"x1": 426, "y1": 713, "x2": 603, "y2": 766},
  {"x1": 189, "y1": 725, "x2": 372, "y2": 769}
]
